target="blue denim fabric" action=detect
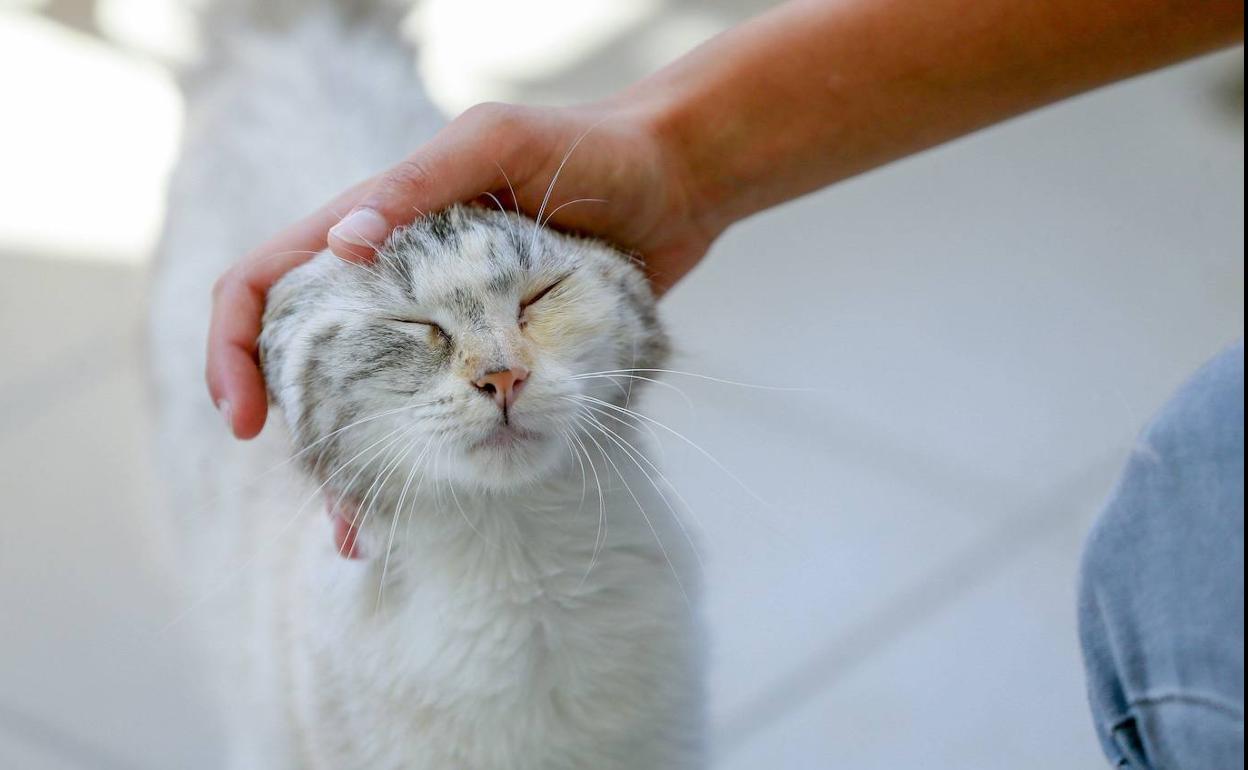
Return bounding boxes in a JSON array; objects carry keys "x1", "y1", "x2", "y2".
[{"x1": 1079, "y1": 342, "x2": 1245, "y2": 769}]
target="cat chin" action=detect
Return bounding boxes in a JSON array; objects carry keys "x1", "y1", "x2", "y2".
[{"x1": 446, "y1": 436, "x2": 568, "y2": 491}]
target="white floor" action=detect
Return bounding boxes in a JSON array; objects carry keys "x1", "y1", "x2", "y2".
[{"x1": 0, "y1": 4, "x2": 1243, "y2": 768}]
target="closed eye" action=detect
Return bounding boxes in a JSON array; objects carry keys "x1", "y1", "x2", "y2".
[
  {"x1": 521, "y1": 275, "x2": 570, "y2": 312},
  {"x1": 386, "y1": 317, "x2": 450, "y2": 341},
  {"x1": 386, "y1": 317, "x2": 437, "y2": 327}
]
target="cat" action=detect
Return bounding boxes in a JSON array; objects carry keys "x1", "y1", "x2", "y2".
[{"x1": 148, "y1": 2, "x2": 703, "y2": 769}]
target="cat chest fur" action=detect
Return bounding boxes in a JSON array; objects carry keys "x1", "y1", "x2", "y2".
[{"x1": 279, "y1": 485, "x2": 701, "y2": 769}]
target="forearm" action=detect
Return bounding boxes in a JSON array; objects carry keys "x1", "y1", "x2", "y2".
[{"x1": 630, "y1": 0, "x2": 1243, "y2": 234}]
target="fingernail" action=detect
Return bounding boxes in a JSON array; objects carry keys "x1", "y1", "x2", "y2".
[
  {"x1": 217, "y1": 399, "x2": 233, "y2": 432},
  {"x1": 329, "y1": 207, "x2": 389, "y2": 248}
]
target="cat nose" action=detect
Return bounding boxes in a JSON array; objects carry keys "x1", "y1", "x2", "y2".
[{"x1": 473, "y1": 366, "x2": 529, "y2": 410}]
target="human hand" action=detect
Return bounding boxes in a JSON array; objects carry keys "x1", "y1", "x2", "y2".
[{"x1": 206, "y1": 99, "x2": 717, "y2": 439}]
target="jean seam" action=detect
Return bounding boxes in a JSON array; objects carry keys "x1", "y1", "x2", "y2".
[{"x1": 1126, "y1": 692, "x2": 1245, "y2": 721}]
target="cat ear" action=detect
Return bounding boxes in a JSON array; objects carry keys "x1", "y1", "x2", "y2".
[{"x1": 326, "y1": 493, "x2": 365, "y2": 560}]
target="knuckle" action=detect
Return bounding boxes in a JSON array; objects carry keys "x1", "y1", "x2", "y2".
[
  {"x1": 211, "y1": 269, "x2": 235, "y2": 302},
  {"x1": 460, "y1": 100, "x2": 506, "y2": 123},
  {"x1": 380, "y1": 157, "x2": 435, "y2": 196},
  {"x1": 460, "y1": 101, "x2": 526, "y2": 137}
]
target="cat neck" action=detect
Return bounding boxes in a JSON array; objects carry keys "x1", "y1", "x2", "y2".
[{"x1": 349, "y1": 437, "x2": 668, "y2": 575}]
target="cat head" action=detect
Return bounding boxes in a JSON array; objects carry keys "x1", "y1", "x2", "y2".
[{"x1": 260, "y1": 205, "x2": 668, "y2": 498}]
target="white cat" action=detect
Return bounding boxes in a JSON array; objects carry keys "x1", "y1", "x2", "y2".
[{"x1": 149, "y1": 3, "x2": 703, "y2": 768}]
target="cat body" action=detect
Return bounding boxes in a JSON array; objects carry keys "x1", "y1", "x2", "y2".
[{"x1": 150, "y1": 5, "x2": 702, "y2": 769}]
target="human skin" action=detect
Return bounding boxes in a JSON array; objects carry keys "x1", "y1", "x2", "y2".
[{"x1": 206, "y1": 0, "x2": 1243, "y2": 439}]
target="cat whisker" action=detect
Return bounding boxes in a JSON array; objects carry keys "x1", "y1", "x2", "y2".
[
  {"x1": 539, "y1": 197, "x2": 609, "y2": 229},
  {"x1": 568, "y1": 372, "x2": 695, "y2": 411},
  {"x1": 377, "y1": 436, "x2": 438, "y2": 611},
  {"x1": 376, "y1": 456, "x2": 423, "y2": 600},
  {"x1": 405, "y1": 434, "x2": 447, "y2": 551},
  {"x1": 490, "y1": 162, "x2": 530, "y2": 249},
  {"x1": 574, "y1": 408, "x2": 704, "y2": 571},
  {"x1": 334, "y1": 433, "x2": 420, "y2": 562},
  {"x1": 295, "y1": 399, "x2": 441, "y2": 469},
  {"x1": 574, "y1": 403, "x2": 698, "y2": 519},
  {"x1": 571, "y1": 413, "x2": 690, "y2": 606},
  {"x1": 529, "y1": 117, "x2": 609, "y2": 254},
  {"x1": 160, "y1": 400, "x2": 439, "y2": 531},
  {"x1": 571, "y1": 372, "x2": 631, "y2": 400},
  {"x1": 560, "y1": 419, "x2": 590, "y2": 512},
  {"x1": 494, "y1": 162, "x2": 522, "y2": 219},
  {"x1": 480, "y1": 190, "x2": 507, "y2": 216},
  {"x1": 347, "y1": 428, "x2": 428, "y2": 556},
  {"x1": 564, "y1": 422, "x2": 608, "y2": 586},
  {"x1": 565, "y1": 386, "x2": 664, "y2": 448},
  {"x1": 574, "y1": 393, "x2": 772, "y2": 509},
  {"x1": 572, "y1": 367, "x2": 821, "y2": 394},
  {"x1": 323, "y1": 412, "x2": 432, "y2": 517},
  {"x1": 625, "y1": 322, "x2": 641, "y2": 411},
  {"x1": 318, "y1": 420, "x2": 421, "y2": 514},
  {"x1": 430, "y1": 439, "x2": 453, "y2": 530},
  {"x1": 446, "y1": 466, "x2": 492, "y2": 547}
]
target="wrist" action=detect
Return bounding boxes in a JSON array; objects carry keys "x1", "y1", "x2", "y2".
[{"x1": 612, "y1": 79, "x2": 735, "y2": 245}]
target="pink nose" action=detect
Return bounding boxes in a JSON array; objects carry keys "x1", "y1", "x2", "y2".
[{"x1": 474, "y1": 367, "x2": 529, "y2": 410}]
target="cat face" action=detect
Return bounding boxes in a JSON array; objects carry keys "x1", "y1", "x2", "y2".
[{"x1": 260, "y1": 206, "x2": 668, "y2": 498}]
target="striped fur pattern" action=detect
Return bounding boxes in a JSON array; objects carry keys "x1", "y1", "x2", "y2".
[
  {"x1": 149, "y1": 4, "x2": 703, "y2": 769},
  {"x1": 260, "y1": 204, "x2": 669, "y2": 495}
]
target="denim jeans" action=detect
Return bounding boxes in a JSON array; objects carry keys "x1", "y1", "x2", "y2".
[{"x1": 1079, "y1": 342, "x2": 1245, "y2": 768}]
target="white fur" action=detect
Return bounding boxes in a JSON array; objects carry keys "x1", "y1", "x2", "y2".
[{"x1": 149, "y1": 9, "x2": 703, "y2": 769}]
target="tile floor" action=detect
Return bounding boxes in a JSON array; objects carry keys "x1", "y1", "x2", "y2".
[{"x1": 0, "y1": 3, "x2": 1242, "y2": 768}]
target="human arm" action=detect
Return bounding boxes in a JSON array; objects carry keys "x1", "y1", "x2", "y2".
[{"x1": 208, "y1": 0, "x2": 1243, "y2": 438}]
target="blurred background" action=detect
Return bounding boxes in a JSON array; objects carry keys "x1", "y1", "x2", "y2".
[{"x1": 0, "y1": 1, "x2": 1242, "y2": 768}]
